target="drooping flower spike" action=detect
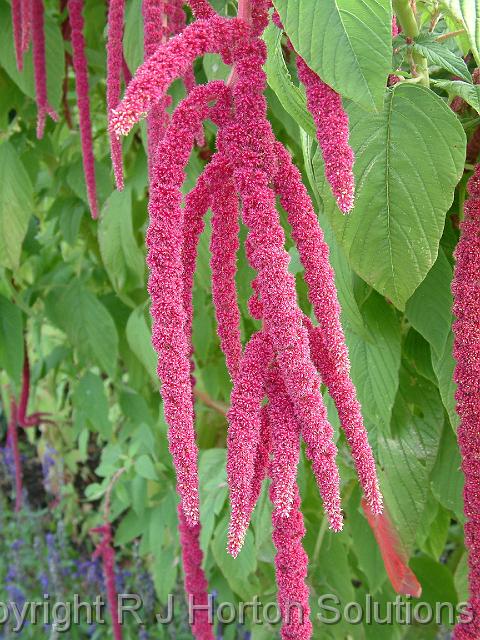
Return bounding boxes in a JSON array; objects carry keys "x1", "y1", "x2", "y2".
[
  {"x1": 147, "y1": 80, "x2": 233, "y2": 526},
  {"x1": 31, "y1": 0, "x2": 58, "y2": 138},
  {"x1": 106, "y1": 0, "x2": 126, "y2": 189},
  {"x1": 11, "y1": 0, "x2": 23, "y2": 70},
  {"x1": 91, "y1": 524, "x2": 123, "y2": 640},
  {"x1": 452, "y1": 164, "x2": 480, "y2": 639},
  {"x1": 273, "y1": 141, "x2": 382, "y2": 515},
  {"x1": 21, "y1": 0, "x2": 32, "y2": 57},
  {"x1": 68, "y1": 0, "x2": 99, "y2": 218}
]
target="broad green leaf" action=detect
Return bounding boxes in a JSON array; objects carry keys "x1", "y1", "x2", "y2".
[
  {"x1": 126, "y1": 306, "x2": 158, "y2": 384},
  {"x1": 0, "y1": 295, "x2": 24, "y2": 387},
  {"x1": 413, "y1": 36, "x2": 472, "y2": 82},
  {"x1": 433, "y1": 79, "x2": 480, "y2": 113},
  {"x1": 378, "y1": 368, "x2": 444, "y2": 550},
  {"x1": 135, "y1": 454, "x2": 158, "y2": 481},
  {"x1": 442, "y1": 0, "x2": 480, "y2": 65},
  {"x1": 0, "y1": 0, "x2": 64, "y2": 110},
  {"x1": 263, "y1": 22, "x2": 315, "y2": 137},
  {"x1": 98, "y1": 188, "x2": 145, "y2": 295},
  {"x1": 431, "y1": 331, "x2": 458, "y2": 429},
  {"x1": 45, "y1": 281, "x2": 118, "y2": 376},
  {"x1": 431, "y1": 421, "x2": 464, "y2": 520},
  {"x1": 313, "y1": 84, "x2": 466, "y2": 309},
  {"x1": 344, "y1": 293, "x2": 401, "y2": 432},
  {"x1": 273, "y1": 0, "x2": 392, "y2": 112},
  {"x1": 73, "y1": 372, "x2": 111, "y2": 438},
  {"x1": 124, "y1": 0, "x2": 144, "y2": 75},
  {"x1": 405, "y1": 249, "x2": 453, "y2": 356},
  {"x1": 0, "y1": 142, "x2": 33, "y2": 270},
  {"x1": 409, "y1": 556, "x2": 458, "y2": 621}
]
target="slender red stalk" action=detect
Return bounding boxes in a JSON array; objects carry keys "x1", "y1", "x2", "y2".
[
  {"x1": 361, "y1": 498, "x2": 421, "y2": 598},
  {"x1": 227, "y1": 331, "x2": 273, "y2": 557},
  {"x1": 31, "y1": 0, "x2": 58, "y2": 138},
  {"x1": 272, "y1": 141, "x2": 382, "y2": 515},
  {"x1": 107, "y1": 0, "x2": 126, "y2": 189},
  {"x1": 452, "y1": 165, "x2": 480, "y2": 639},
  {"x1": 178, "y1": 506, "x2": 214, "y2": 640},
  {"x1": 147, "y1": 81, "x2": 231, "y2": 526},
  {"x1": 92, "y1": 524, "x2": 123, "y2": 640},
  {"x1": 271, "y1": 481, "x2": 312, "y2": 640},
  {"x1": 68, "y1": 0, "x2": 99, "y2": 218},
  {"x1": 11, "y1": 0, "x2": 23, "y2": 71},
  {"x1": 7, "y1": 399, "x2": 23, "y2": 512}
]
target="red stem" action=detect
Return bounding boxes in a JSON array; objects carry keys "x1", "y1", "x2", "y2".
[
  {"x1": 7, "y1": 399, "x2": 23, "y2": 512},
  {"x1": 17, "y1": 349, "x2": 30, "y2": 425}
]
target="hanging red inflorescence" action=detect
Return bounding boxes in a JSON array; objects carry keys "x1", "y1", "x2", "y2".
[
  {"x1": 31, "y1": 0, "x2": 58, "y2": 138},
  {"x1": 452, "y1": 164, "x2": 480, "y2": 640}
]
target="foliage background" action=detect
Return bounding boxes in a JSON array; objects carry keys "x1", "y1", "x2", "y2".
[{"x1": 0, "y1": 0, "x2": 478, "y2": 637}]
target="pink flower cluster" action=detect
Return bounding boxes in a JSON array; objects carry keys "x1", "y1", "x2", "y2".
[
  {"x1": 31, "y1": 0, "x2": 58, "y2": 138},
  {"x1": 452, "y1": 164, "x2": 480, "y2": 640},
  {"x1": 107, "y1": 0, "x2": 126, "y2": 189},
  {"x1": 68, "y1": 0, "x2": 99, "y2": 218},
  {"x1": 109, "y1": 4, "x2": 382, "y2": 636}
]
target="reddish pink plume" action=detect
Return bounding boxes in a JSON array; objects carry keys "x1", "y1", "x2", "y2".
[
  {"x1": 31, "y1": 0, "x2": 58, "y2": 138},
  {"x1": 210, "y1": 173, "x2": 243, "y2": 379},
  {"x1": 109, "y1": 16, "x2": 249, "y2": 140},
  {"x1": 266, "y1": 366, "x2": 301, "y2": 518},
  {"x1": 221, "y1": 38, "x2": 343, "y2": 532},
  {"x1": 21, "y1": 0, "x2": 31, "y2": 57},
  {"x1": 451, "y1": 165, "x2": 480, "y2": 639},
  {"x1": 271, "y1": 482, "x2": 312, "y2": 640},
  {"x1": 147, "y1": 82, "x2": 230, "y2": 526},
  {"x1": 11, "y1": 0, "x2": 23, "y2": 71},
  {"x1": 361, "y1": 498, "x2": 421, "y2": 598},
  {"x1": 226, "y1": 331, "x2": 273, "y2": 557},
  {"x1": 107, "y1": 0, "x2": 126, "y2": 190},
  {"x1": 178, "y1": 506, "x2": 214, "y2": 640},
  {"x1": 92, "y1": 524, "x2": 123, "y2": 640},
  {"x1": 296, "y1": 56, "x2": 355, "y2": 213},
  {"x1": 186, "y1": 0, "x2": 216, "y2": 19},
  {"x1": 68, "y1": 0, "x2": 99, "y2": 218}
]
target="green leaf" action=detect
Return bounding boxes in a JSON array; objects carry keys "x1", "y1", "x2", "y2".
[
  {"x1": 124, "y1": 0, "x2": 144, "y2": 76},
  {"x1": 409, "y1": 556, "x2": 458, "y2": 621},
  {"x1": 431, "y1": 331, "x2": 459, "y2": 429},
  {"x1": 431, "y1": 421, "x2": 464, "y2": 520},
  {"x1": 0, "y1": 0, "x2": 64, "y2": 110},
  {"x1": 73, "y1": 372, "x2": 111, "y2": 438},
  {"x1": 0, "y1": 295, "x2": 24, "y2": 387},
  {"x1": 0, "y1": 142, "x2": 33, "y2": 270},
  {"x1": 98, "y1": 188, "x2": 145, "y2": 296},
  {"x1": 199, "y1": 449, "x2": 228, "y2": 554},
  {"x1": 405, "y1": 249, "x2": 453, "y2": 356},
  {"x1": 433, "y1": 79, "x2": 480, "y2": 113},
  {"x1": 413, "y1": 36, "x2": 472, "y2": 82},
  {"x1": 263, "y1": 22, "x2": 315, "y2": 137},
  {"x1": 135, "y1": 454, "x2": 158, "y2": 481},
  {"x1": 442, "y1": 0, "x2": 480, "y2": 65},
  {"x1": 313, "y1": 84, "x2": 466, "y2": 309},
  {"x1": 378, "y1": 368, "x2": 444, "y2": 550},
  {"x1": 343, "y1": 293, "x2": 401, "y2": 432},
  {"x1": 273, "y1": 0, "x2": 392, "y2": 112},
  {"x1": 45, "y1": 280, "x2": 118, "y2": 376},
  {"x1": 126, "y1": 306, "x2": 157, "y2": 384}
]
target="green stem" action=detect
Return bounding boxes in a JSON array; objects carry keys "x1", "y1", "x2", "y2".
[{"x1": 392, "y1": 0, "x2": 429, "y2": 86}]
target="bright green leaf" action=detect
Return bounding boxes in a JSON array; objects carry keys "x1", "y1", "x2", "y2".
[{"x1": 0, "y1": 294, "x2": 24, "y2": 387}]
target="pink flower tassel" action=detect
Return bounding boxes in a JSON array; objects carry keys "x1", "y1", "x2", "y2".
[
  {"x1": 11, "y1": 0, "x2": 23, "y2": 71},
  {"x1": 227, "y1": 331, "x2": 273, "y2": 557},
  {"x1": 210, "y1": 174, "x2": 243, "y2": 379},
  {"x1": 148, "y1": 82, "x2": 230, "y2": 526},
  {"x1": 273, "y1": 141, "x2": 382, "y2": 515},
  {"x1": 186, "y1": 0, "x2": 216, "y2": 20},
  {"x1": 452, "y1": 165, "x2": 480, "y2": 639},
  {"x1": 296, "y1": 56, "x2": 355, "y2": 213},
  {"x1": 266, "y1": 366, "x2": 302, "y2": 518},
  {"x1": 107, "y1": 0, "x2": 126, "y2": 190},
  {"x1": 68, "y1": 0, "x2": 99, "y2": 218},
  {"x1": 221, "y1": 39, "x2": 343, "y2": 532},
  {"x1": 270, "y1": 481, "x2": 312, "y2": 640},
  {"x1": 178, "y1": 506, "x2": 214, "y2": 640},
  {"x1": 91, "y1": 524, "x2": 123, "y2": 640},
  {"x1": 21, "y1": 0, "x2": 31, "y2": 57},
  {"x1": 109, "y1": 16, "x2": 249, "y2": 140},
  {"x1": 248, "y1": 407, "x2": 272, "y2": 513},
  {"x1": 31, "y1": 0, "x2": 58, "y2": 138}
]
